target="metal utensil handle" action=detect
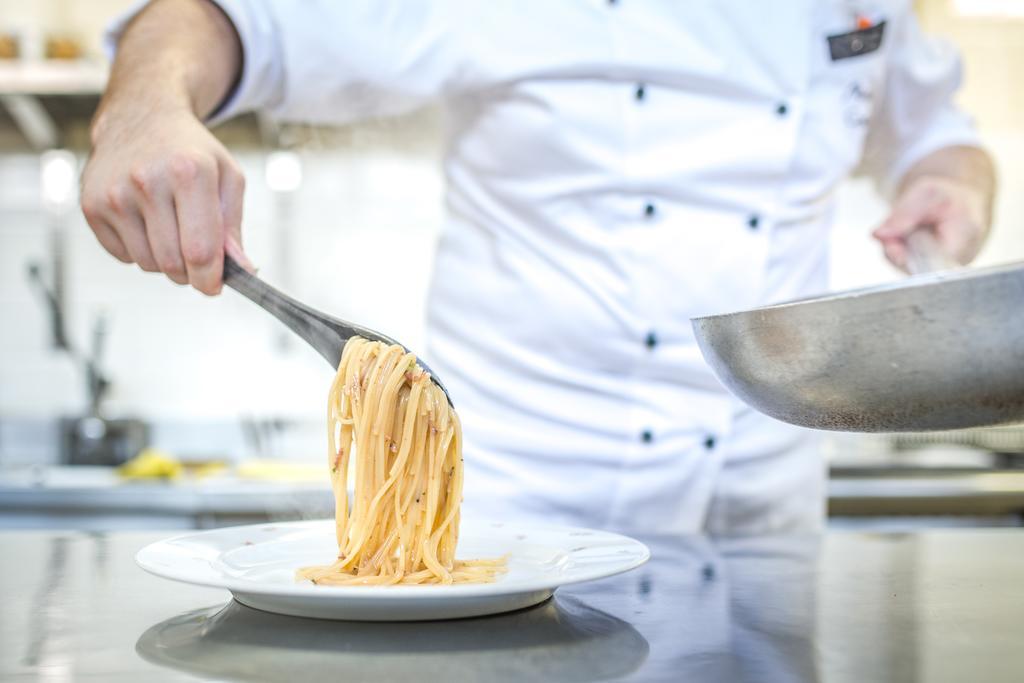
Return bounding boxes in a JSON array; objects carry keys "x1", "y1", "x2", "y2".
[
  {"x1": 222, "y1": 255, "x2": 347, "y2": 367},
  {"x1": 905, "y1": 229, "x2": 957, "y2": 275},
  {"x1": 222, "y1": 255, "x2": 454, "y2": 406}
]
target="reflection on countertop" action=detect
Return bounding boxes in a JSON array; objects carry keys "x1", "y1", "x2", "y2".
[
  {"x1": 3, "y1": 528, "x2": 1024, "y2": 682},
  {"x1": 137, "y1": 595, "x2": 649, "y2": 682}
]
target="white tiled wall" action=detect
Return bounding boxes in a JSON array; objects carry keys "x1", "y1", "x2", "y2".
[{"x1": 0, "y1": 147, "x2": 446, "y2": 427}]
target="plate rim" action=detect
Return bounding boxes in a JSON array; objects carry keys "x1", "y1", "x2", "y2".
[{"x1": 135, "y1": 518, "x2": 650, "y2": 599}]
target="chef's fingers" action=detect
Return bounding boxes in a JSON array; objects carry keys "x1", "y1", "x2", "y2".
[
  {"x1": 218, "y1": 157, "x2": 256, "y2": 272},
  {"x1": 872, "y1": 180, "x2": 951, "y2": 274},
  {"x1": 135, "y1": 182, "x2": 189, "y2": 286},
  {"x1": 872, "y1": 210, "x2": 915, "y2": 272},
  {"x1": 873, "y1": 192, "x2": 933, "y2": 241},
  {"x1": 81, "y1": 199, "x2": 131, "y2": 264},
  {"x1": 875, "y1": 177, "x2": 958, "y2": 240},
  {"x1": 171, "y1": 154, "x2": 224, "y2": 295},
  {"x1": 933, "y1": 214, "x2": 983, "y2": 265},
  {"x1": 113, "y1": 207, "x2": 160, "y2": 273},
  {"x1": 96, "y1": 181, "x2": 160, "y2": 272},
  {"x1": 881, "y1": 240, "x2": 909, "y2": 271}
]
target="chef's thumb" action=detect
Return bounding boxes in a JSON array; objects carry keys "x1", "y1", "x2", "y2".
[
  {"x1": 218, "y1": 157, "x2": 254, "y2": 272},
  {"x1": 224, "y1": 234, "x2": 257, "y2": 273},
  {"x1": 872, "y1": 211, "x2": 919, "y2": 241}
]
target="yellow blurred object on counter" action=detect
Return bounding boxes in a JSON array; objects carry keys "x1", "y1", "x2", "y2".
[
  {"x1": 118, "y1": 448, "x2": 183, "y2": 480},
  {"x1": 189, "y1": 461, "x2": 229, "y2": 478},
  {"x1": 118, "y1": 451, "x2": 322, "y2": 483},
  {"x1": 118, "y1": 450, "x2": 229, "y2": 480},
  {"x1": 235, "y1": 459, "x2": 327, "y2": 483}
]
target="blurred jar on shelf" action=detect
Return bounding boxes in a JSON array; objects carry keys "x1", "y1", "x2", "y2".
[
  {"x1": 44, "y1": 34, "x2": 83, "y2": 60},
  {"x1": 0, "y1": 32, "x2": 20, "y2": 60}
]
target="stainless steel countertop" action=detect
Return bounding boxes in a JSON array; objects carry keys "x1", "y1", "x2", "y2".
[
  {"x1": 2, "y1": 529, "x2": 1023, "y2": 682},
  {"x1": 0, "y1": 467, "x2": 334, "y2": 520},
  {"x1": 828, "y1": 470, "x2": 1024, "y2": 516}
]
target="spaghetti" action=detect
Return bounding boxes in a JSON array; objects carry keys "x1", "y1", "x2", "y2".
[{"x1": 297, "y1": 337, "x2": 506, "y2": 585}]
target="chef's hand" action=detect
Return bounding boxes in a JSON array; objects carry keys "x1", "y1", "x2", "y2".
[
  {"x1": 81, "y1": 107, "x2": 252, "y2": 295},
  {"x1": 79, "y1": 0, "x2": 251, "y2": 295},
  {"x1": 872, "y1": 146, "x2": 996, "y2": 273}
]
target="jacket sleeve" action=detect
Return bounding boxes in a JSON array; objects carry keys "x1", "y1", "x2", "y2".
[
  {"x1": 106, "y1": 0, "x2": 471, "y2": 126},
  {"x1": 856, "y1": 10, "x2": 983, "y2": 197}
]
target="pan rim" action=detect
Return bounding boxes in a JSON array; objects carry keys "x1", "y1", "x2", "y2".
[{"x1": 690, "y1": 259, "x2": 1024, "y2": 323}]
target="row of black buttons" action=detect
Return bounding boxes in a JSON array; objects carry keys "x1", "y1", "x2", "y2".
[
  {"x1": 627, "y1": 56, "x2": 772, "y2": 229},
  {"x1": 640, "y1": 202, "x2": 762, "y2": 232},
  {"x1": 639, "y1": 430, "x2": 718, "y2": 448},
  {"x1": 626, "y1": 31, "x2": 757, "y2": 443},
  {"x1": 612, "y1": 0, "x2": 791, "y2": 115},
  {"x1": 631, "y1": 78, "x2": 789, "y2": 119}
]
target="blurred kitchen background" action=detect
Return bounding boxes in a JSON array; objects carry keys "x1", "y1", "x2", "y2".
[{"x1": 0, "y1": 0, "x2": 1022, "y2": 531}]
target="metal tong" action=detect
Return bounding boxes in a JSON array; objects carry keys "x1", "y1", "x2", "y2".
[{"x1": 222, "y1": 255, "x2": 452, "y2": 405}]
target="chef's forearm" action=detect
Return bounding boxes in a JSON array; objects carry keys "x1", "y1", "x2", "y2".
[
  {"x1": 896, "y1": 145, "x2": 997, "y2": 227},
  {"x1": 91, "y1": 0, "x2": 242, "y2": 142}
]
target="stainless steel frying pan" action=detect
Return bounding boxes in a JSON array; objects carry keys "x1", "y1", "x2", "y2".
[{"x1": 691, "y1": 234, "x2": 1024, "y2": 432}]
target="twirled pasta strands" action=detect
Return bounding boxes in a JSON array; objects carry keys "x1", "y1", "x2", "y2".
[{"x1": 297, "y1": 338, "x2": 507, "y2": 586}]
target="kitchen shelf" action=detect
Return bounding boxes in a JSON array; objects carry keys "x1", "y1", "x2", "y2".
[{"x1": 0, "y1": 60, "x2": 106, "y2": 96}]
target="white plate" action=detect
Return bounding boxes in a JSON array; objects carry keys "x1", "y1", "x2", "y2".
[{"x1": 136, "y1": 519, "x2": 650, "y2": 621}]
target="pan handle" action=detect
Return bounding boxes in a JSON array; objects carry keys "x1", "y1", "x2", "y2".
[{"x1": 905, "y1": 229, "x2": 957, "y2": 275}]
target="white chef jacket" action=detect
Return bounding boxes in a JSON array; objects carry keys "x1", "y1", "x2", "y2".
[{"x1": 111, "y1": 1, "x2": 981, "y2": 534}]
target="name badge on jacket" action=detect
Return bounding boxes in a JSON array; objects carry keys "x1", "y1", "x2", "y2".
[{"x1": 827, "y1": 21, "x2": 886, "y2": 61}]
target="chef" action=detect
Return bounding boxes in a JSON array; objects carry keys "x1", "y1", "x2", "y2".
[{"x1": 82, "y1": 1, "x2": 995, "y2": 535}]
